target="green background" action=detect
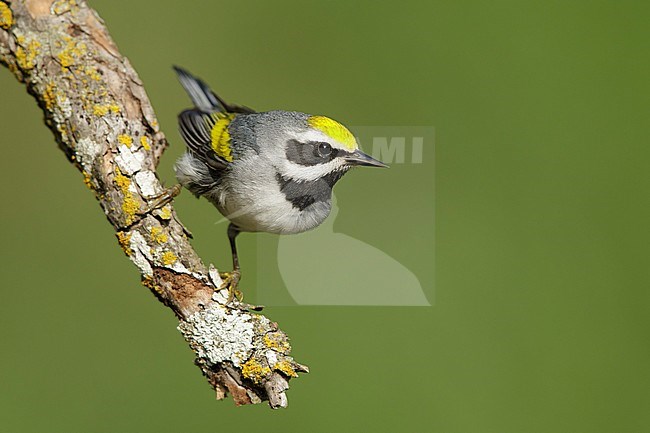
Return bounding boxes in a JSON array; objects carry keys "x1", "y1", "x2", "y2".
[{"x1": 1, "y1": 0, "x2": 649, "y2": 432}]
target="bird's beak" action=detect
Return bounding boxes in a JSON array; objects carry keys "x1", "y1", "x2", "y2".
[{"x1": 345, "y1": 149, "x2": 389, "y2": 168}]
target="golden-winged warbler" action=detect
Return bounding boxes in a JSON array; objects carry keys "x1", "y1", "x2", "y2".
[{"x1": 173, "y1": 66, "x2": 387, "y2": 300}]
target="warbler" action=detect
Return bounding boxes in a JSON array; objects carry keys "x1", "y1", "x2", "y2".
[{"x1": 173, "y1": 66, "x2": 387, "y2": 299}]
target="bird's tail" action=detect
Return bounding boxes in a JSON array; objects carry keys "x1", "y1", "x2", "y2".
[
  {"x1": 173, "y1": 65, "x2": 228, "y2": 112},
  {"x1": 173, "y1": 65, "x2": 255, "y2": 114}
]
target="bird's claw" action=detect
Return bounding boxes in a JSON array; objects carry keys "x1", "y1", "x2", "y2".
[
  {"x1": 141, "y1": 184, "x2": 182, "y2": 214},
  {"x1": 219, "y1": 269, "x2": 241, "y2": 301},
  {"x1": 218, "y1": 270, "x2": 263, "y2": 311}
]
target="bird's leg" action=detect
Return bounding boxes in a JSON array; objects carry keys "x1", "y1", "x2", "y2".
[
  {"x1": 219, "y1": 223, "x2": 242, "y2": 303},
  {"x1": 217, "y1": 226, "x2": 263, "y2": 311}
]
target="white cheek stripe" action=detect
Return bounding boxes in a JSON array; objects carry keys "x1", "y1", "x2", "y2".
[{"x1": 281, "y1": 158, "x2": 346, "y2": 182}]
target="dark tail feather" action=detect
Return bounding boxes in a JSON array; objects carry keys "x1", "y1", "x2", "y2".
[{"x1": 173, "y1": 65, "x2": 227, "y2": 112}]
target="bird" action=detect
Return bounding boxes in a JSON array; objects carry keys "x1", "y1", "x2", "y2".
[{"x1": 172, "y1": 66, "x2": 388, "y2": 303}]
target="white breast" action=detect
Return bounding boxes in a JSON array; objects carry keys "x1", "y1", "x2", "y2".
[{"x1": 205, "y1": 159, "x2": 332, "y2": 234}]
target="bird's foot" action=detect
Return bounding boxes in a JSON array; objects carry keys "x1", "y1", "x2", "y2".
[
  {"x1": 141, "y1": 184, "x2": 182, "y2": 214},
  {"x1": 218, "y1": 270, "x2": 263, "y2": 311},
  {"x1": 219, "y1": 269, "x2": 241, "y2": 302}
]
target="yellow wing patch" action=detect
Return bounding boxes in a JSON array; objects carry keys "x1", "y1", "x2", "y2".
[
  {"x1": 308, "y1": 115, "x2": 358, "y2": 150},
  {"x1": 210, "y1": 113, "x2": 236, "y2": 162}
]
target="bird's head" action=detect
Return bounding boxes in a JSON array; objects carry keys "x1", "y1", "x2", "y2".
[{"x1": 254, "y1": 111, "x2": 388, "y2": 184}]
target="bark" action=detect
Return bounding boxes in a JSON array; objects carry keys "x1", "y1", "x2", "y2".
[{"x1": 0, "y1": 0, "x2": 307, "y2": 409}]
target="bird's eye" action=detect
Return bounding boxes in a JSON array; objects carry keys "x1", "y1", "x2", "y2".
[{"x1": 317, "y1": 142, "x2": 332, "y2": 157}]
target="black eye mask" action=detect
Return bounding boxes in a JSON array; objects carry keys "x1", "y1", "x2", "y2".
[{"x1": 285, "y1": 139, "x2": 342, "y2": 166}]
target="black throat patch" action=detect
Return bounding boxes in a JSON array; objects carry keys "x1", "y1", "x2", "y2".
[{"x1": 276, "y1": 169, "x2": 348, "y2": 211}]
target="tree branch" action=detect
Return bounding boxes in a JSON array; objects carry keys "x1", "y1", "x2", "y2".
[{"x1": 0, "y1": 0, "x2": 307, "y2": 409}]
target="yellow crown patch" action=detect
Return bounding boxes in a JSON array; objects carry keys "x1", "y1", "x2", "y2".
[
  {"x1": 210, "y1": 113, "x2": 236, "y2": 162},
  {"x1": 308, "y1": 115, "x2": 358, "y2": 150}
]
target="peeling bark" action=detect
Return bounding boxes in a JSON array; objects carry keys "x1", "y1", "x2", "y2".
[{"x1": 0, "y1": 0, "x2": 307, "y2": 408}]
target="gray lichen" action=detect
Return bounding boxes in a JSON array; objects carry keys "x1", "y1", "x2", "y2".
[{"x1": 178, "y1": 301, "x2": 255, "y2": 367}]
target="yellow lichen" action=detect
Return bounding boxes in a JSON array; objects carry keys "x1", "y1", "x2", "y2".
[
  {"x1": 6, "y1": 60, "x2": 18, "y2": 77},
  {"x1": 93, "y1": 104, "x2": 120, "y2": 116},
  {"x1": 0, "y1": 2, "x2": 13, "y2": 30},
  {"x1": 114, "y1": 167, "x2": 139, "y2": 225},
  {"x1": 43, "y1": 82, "x2": 56, "y2": 110},
  {"x1": 116, "y1": 231, "x2": 132, "y2": 256},
  {"x1": 140, "y1": 136, "x2": 151, "y2": 151},
  {"x1": 263, "y1": 332, "x2": 290, "y2": 353},
  {"x1": 273, "y1": 360, "x2": 298, "y2": 378},
  {"x1": 114, "y1": 167, "x2": 130, "y2": 191},
  {"x1": 56, "y1": 36, "x2": 87, "y2": 68},
  {"x1": 84, "y1": 65, "x2": 102, "y2": 81},
  {"x1": 51, "y1": 0, "x2": 78, "y2": 15},
  {"x1": 149, "y1": 226, "x2": 168, "y2": 244},
  {"x1": 121, "y1": 195, "x2": 139, "y2": 224},
  {"x1": 57, "y1": 49, "x2": 74, "y2": 68},
  {"x1": 161, "y1": 251, "x2": 177, "y2": 266},
  {"x1": 57, "y1": 123, "x2": 69, "y2": 141},
  {"x1": 16, "y1": 37, "x2": 41, "y2": 70},
  {"x1": 82, "y1": 171, "x2": 94, "y2": 190},
  {"x1": 118, "y1": 134, "x2": 133, "y2": 147},
  {"x1": 93, "y1": 105, "x2": 109, "y2": 116},
  {"x1": 141, "y1": 276, "x2": 164, "y2": 297},
  {"x1": 158, "y1": 206, "x2": 172, "y2": 220},
  {"x1": 241, "y1": 358, "x2": 271, "y2": 384},
  {"x1": 100, "y1": 90, "x2": 109, "y2": 98}
]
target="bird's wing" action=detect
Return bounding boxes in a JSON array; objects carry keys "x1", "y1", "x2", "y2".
[
  {"x1": 178, "y1": 109, "x2": 240, "y2": 169},
  {"x1": 175, "y1": 66, "x2": 257, "y2": 168}
]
